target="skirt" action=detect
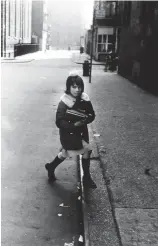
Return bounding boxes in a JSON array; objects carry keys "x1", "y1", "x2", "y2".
[{"x1": 60, "y1": 140, "x2": 92, "y2": 158}]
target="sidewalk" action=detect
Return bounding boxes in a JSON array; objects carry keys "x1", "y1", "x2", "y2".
[
  {"x1": 1, "y1": 50, "x2": 105, "y2": 66},
  {"x1": 1, "y1": 50, "x2": 82, "y2": 63},
  {"x1": 71, "y1": 52, "x2": 105, "y2": 66},
  {"x1": 78, "y1": 70, "x2": 158, "y2": 246},
  {"x1": 1, "y1": 52, "x2": 37, "y2": 63}
]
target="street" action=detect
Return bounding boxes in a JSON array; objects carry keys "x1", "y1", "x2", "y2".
[
  {"x1": 1, "y1": 54, "x2": 83, "y2": 246},
  {"x1": 1, "y1": 50, "x2": 158, "y2": 246}
]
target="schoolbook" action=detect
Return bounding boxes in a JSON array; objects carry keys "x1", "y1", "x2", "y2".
[{"x1": 66, "y1": 109, "x2": 88, "y2": 121}]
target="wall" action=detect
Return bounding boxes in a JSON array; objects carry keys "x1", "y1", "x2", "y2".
[
  {"x1": 1, "y1": 0, "x2": 32, "y2": 57},
  {"x1": 85, "y1": 29, "x2": 92, "y2": 55},
  {"x1": 118, "y1": 1, "x2": 158, "y2": 94},
  {"x1": 97, "y1": 27, "x2": 114, "y2": 35},
  {"x1": 31, "y1": 0, "x2": 43, "y2": 41}
]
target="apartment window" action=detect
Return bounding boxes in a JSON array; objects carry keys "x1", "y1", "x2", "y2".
[
  {"x1": 107, "y1": 35, "x2": 114, "y2": 43},
  {"x1": 98, "y1": 35, "x2": 102, "y2": 43},
  {"x1": 98, "y1": 44, "x2": 101, "y2": 52},
  {"x1": 107, "y1": 44, "x2": 113, "y2": 52},
  {"x1": 98, "y1": 44, "x2": 106, "y2": 52},
  {"x1": 103, "y1": 35, "x2": 106, "y2": 43},
  {"x1": 98, "y1": 35, "x2": 105, "y2": 52},
  {"x1": 105, "y1": 1, "x2": 116, "y2": 17},
  {"x1": 97, "y1": 34, "x2": 115, "y2": 52}
]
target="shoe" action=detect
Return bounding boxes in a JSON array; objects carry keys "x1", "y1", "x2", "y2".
[
  {"x1": 45, "y1": 163, "x2": 56, "y2": 182},
  {"x1": 83, "y1": 175, "x2": 97, "y2": 189}
]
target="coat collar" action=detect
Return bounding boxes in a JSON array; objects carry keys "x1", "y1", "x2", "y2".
[{"x1": 60, "y1": 92, "x2": 90, "y2": 108}]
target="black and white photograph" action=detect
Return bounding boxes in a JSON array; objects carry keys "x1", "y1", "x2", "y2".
[{"x1": 1, "y1": 0, "x2": 158, "y2": 245}]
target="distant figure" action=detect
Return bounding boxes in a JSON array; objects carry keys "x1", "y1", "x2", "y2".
[
  {"x1": 68, "y1": 46, "x2": 71, "y2": 50},
  {"x1": 45, "y1": 71, "x2": 97, "y2": 188},
  {"x1": 80, "y1": 46, "x2": 84, "y2": 54},
  {"x1": 107, "y1": 49, "x2": 117, "y2": 71}
]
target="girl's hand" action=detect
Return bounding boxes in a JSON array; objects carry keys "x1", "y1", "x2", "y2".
[{"x1": 74, "y1": 120, "x2": 86, "y2": 127}]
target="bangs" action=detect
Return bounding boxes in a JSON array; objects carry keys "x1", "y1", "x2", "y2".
[
  {"x1": 72, "y1": 77, "x2": 83, "y2": 88},
  {"x1": 65, "y1": 75, "x2": 84, "y2": 94}
]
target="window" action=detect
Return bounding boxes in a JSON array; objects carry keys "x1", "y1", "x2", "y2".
[
  {"x1": 101, "y1": 43, "x2": 106, "y2": 52},
  {"x1": 97, "y1": 34, "x2": 115, "y2": 53},
  {"x1": 98, "y1": 44, "x2": 106, "y2": 52},
  {"x1": 98, "y1": 44, "x2": 101, "y2": 52},
  {"x1": 103, "y1": 35, "x2": 107, "y2": 43},
  {"x1": 107, "y1": 35, "x2": 114, "y2": 43},
  {"x1": 107, "y1": 44, "x2": 113, "y2": 52},
  {"x1": 105, "y1": 1, "x2": 116, "y2": 17},
  {"x1": 98, "y1": 35, "x2": 102, "y2": 43},
  {"x1": 98, "y1": 34, "x2": 104, "y2": 52}
]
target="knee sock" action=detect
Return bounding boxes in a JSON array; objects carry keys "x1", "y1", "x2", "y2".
[{"x1": 49, "y1": 155, "x2": 65, "y2": 170}]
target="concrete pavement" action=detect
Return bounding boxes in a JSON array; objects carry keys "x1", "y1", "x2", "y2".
[
  {"x1": 1, "y1": 49, "x2": 104, "y2": 66},
  {"x1": 2, "y1": 50, "x2": 158, "y2": 245},
  {"x1": 1, "y1": 49, "x2": 80, "y2": 63},
  {"x1": 77, "y1": 68, "x2": 158, "y2": 246},
  {"x1": 1, "y1": 58, "x2": 84, "y2": 246}
]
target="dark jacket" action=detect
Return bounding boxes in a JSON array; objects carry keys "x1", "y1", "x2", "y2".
[{"x1": 56, "y1": 93, "x2": 95, "y2": 150}]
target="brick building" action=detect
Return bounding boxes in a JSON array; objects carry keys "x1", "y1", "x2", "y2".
[{"x1": 118, "y1": 1, "x2": 158, "y2": 94}]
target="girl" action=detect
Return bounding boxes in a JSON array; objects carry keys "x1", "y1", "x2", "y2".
[{"x1": 45, "y1": 71, "x2": 97, "y2": 188}]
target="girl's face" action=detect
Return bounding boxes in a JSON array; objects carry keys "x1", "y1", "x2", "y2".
[{"x1": 70, "y1": 83, "x2": 82, "y2": 98}]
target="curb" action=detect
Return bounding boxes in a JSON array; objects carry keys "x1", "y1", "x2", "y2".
[
  {"x1": 78, "y1": 124, "x2": 123, "y2": 246},
  {"x1": 1, "y1": 59, "x2": 34, "y2": 63},
  {"x1": 90, "y1": 125, "x2": 123, "y2": 246},
  {"x1": 78, "y1": 155, "x2": 90, "y2": 246},
  {"x1": 73, "y1": 61, "x2": 105, "y2": 66}
]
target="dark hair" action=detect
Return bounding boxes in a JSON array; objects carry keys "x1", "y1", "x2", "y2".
[{"x1": 65, "y1": 75, "x2": 84, "y2": 94}]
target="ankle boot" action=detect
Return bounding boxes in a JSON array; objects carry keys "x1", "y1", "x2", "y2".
[
  {"x1": 45, "y1": 156, "x2": 64, "y2": 181},
  {"x1": 82, "y1": 158, "x2": 97, "y2": 189}
]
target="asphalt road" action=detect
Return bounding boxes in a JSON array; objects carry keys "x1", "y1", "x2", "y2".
[
  {"x1": 2, "y1": 51, "x2": 158, "y2": 245},
  {"x1": 1, "y1": 57, "x2": 83, "y2": 246}
]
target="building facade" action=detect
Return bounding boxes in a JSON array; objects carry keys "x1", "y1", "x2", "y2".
[
  {"x1": 118, "y1": 1, "x2": 158, "y2": 94},
  {"x1": 1, "y1": 0, "x2": 32, "y2": 57},
  {"x1": 91, "y1": 0, "x2": 121, "y2": 61},
  {"x1": 85, "y1": 29, "x2": 92, "y2": 55},
  {"x1": 31, "y1": 0, "x2": 44, "y2": 50},
  {"x1": 42, "y1": 0, "x2": 49, "y2": 51},
  {"x1": 1, "y1": 0, "x2": 45, "y2": 57}
]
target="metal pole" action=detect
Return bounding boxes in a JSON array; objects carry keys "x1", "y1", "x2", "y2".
[{"x1": 89, "y1": 7, "x2": 95, "y2": 83}]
